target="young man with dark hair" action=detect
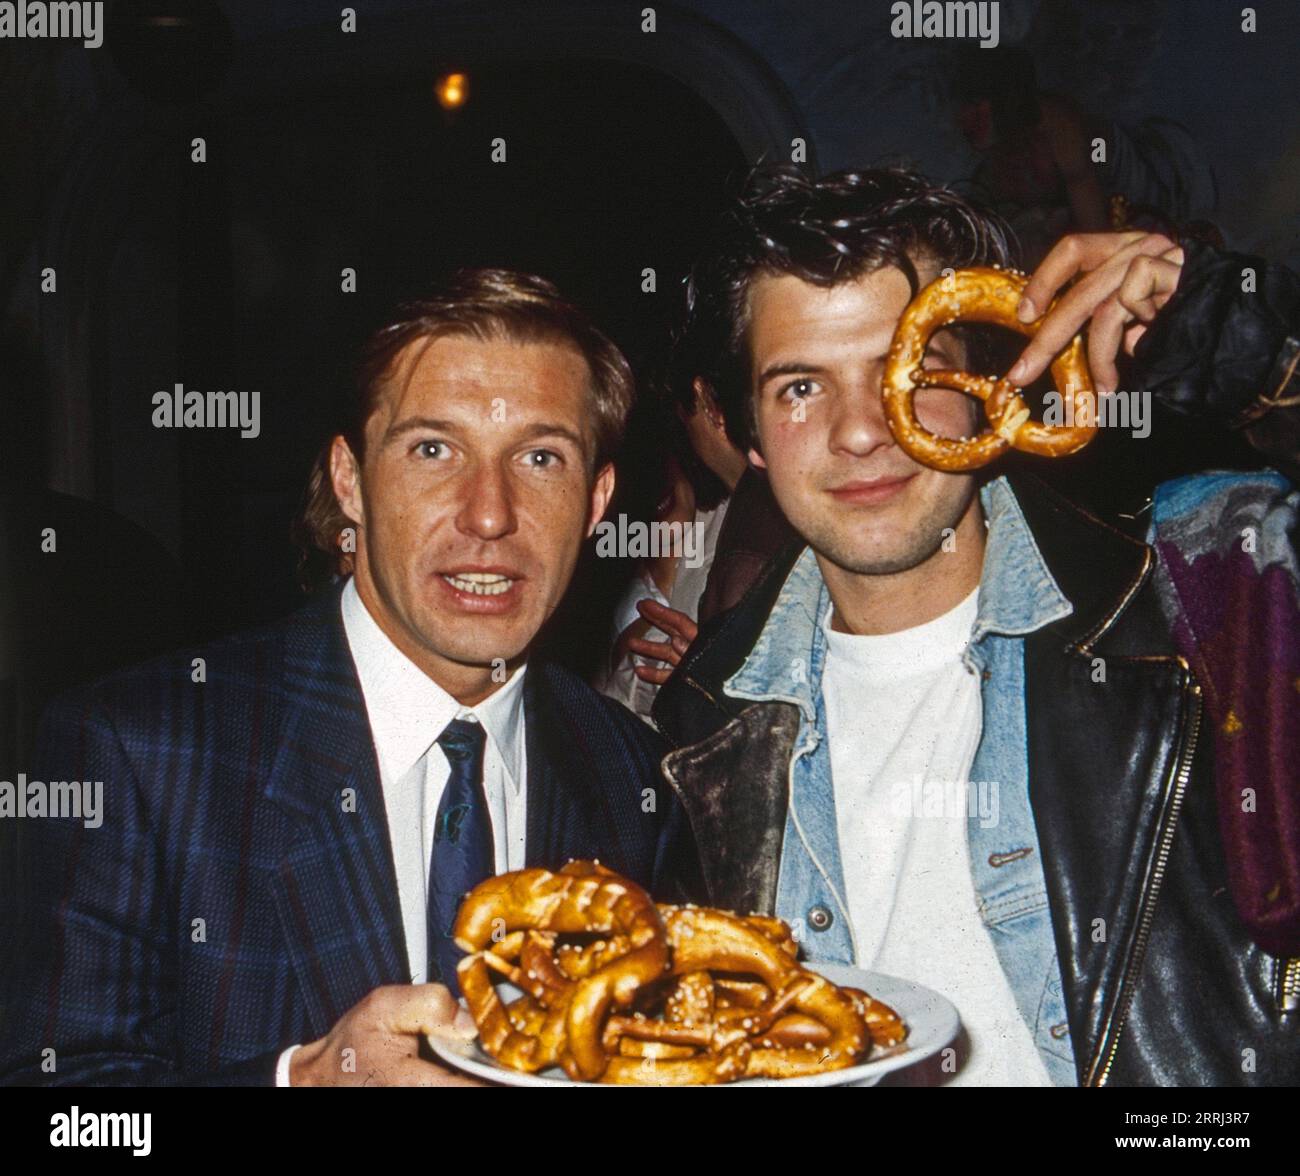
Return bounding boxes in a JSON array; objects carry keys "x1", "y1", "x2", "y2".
[
  {"x1": 652, "y1": 166, "x2": 1300, "y2": 1085},
  {"x1": 1, "y1": 268, "x2": 699, "y2": 1087}
]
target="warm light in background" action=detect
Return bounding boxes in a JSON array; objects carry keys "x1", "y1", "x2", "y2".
[{"x1": 435, "y1": 71, "x2": 469, "y2": 110}]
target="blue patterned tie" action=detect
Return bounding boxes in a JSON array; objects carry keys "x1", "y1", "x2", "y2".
[{"x1": 427, "y1": 717, "x2": 491, "y2": 997}]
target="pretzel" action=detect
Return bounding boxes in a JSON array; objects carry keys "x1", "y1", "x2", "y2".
[
  {"x1": 452, "y1": 865, "x2": 903, "y2": 1084},
  {"x1": 882, "y1": 266, "x2": 1097, "y2": 471},
  {"x1": 457, "y1": 933, "x2": 573, "y2": 1071},
  {"x1": 669, "y1": 907, "x2": 867, "y2": 1077},
  {"x1": 844, "y1": 986, "x2": 909, "y2": 1049},
  {"x1": 596, "y1": 908, "x2": 868, "y2": 1084},
  {"x1": 453, "y1": 862, "x2": 668, "y2": 1080}
]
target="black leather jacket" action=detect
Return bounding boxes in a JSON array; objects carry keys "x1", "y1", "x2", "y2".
[{"x1": 652, "y1": 240, "x2": 1300, "y2": 1086}]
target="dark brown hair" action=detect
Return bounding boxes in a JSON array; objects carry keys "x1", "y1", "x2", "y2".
[
  {"x1": 292, "y1": 267, "x2": 634, "y2": 589},
  {"x1": 683, "y1": 165, "x2": 1018, "y2": 452}
]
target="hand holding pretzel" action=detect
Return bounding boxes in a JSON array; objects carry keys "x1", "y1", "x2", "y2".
[
  {"x1": 882, "y1": 266, "x2": 1098, "y2": 471},
  {"x1": 1006, "y1": 230, "x2": 1185, "y2": 394}
]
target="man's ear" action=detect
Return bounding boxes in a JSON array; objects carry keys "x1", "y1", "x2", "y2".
[
  {"x1": 586, "y1": 461, "x2": 617, "y2": 536},
  {"x1": 329, "y1": 435, "x2": 365, "y2": 527},
  {"x1": 747, "y1": 445, "x2": 766, "y2": 470}
]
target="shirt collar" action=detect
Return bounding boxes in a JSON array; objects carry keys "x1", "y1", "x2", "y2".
[
  {"x1": 724, "y1": 474, "x2": 1073, "y2": 713},
  {"x1": 472, "y1": 652, "x2": 527, "y2": 794},
  {"x1": 970, "y1": 475, "x2": 1074, "y2": 645},
  {"x1": 340, "y1": 577, "x2": 527, "y2": 791}
]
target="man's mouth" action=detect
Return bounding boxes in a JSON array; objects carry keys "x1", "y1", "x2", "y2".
[
  {"x1": 439, "y1": 571, "x2": 517, "y2": 596},
  {"x1": 826, "y1": 474, "x2": 916, "y2": 504}
]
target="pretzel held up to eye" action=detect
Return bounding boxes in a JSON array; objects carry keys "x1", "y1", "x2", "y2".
[{"x1": 882, "y1": 267, "x2": 1097, "y2": 472}]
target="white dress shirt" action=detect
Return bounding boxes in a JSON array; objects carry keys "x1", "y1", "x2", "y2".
[{"x1": 276, "y1": 577, "x2": 527, "y2": 1085}]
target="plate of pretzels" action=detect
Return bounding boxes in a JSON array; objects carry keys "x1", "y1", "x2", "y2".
[{"x1": 429, "y1": 861, "x2": 959, "y2": 1086}]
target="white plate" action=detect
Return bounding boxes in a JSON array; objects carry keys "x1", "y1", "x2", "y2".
[{"x1": 429, "y1": 963, "x2": 959, "y2": 1087}]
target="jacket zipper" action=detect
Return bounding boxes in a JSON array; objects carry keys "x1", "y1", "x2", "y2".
[
  {"x1": 1087, "y1": 672, "x2": 1203, "y2": 1086},
  {"x1": 1279, "y1": 957, "x2": 1300, "y2": 1014}
]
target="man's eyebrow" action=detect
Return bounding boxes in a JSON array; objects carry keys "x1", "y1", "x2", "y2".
[
  {"x1": 757, "y1": 361, "x2": 831, "y2": 387},
  {"x1": 384, "y1": 416, "x2": 458, "y2": 443},
  {"x1": 514, "y1": 421, "x2": 587, "y2": 449},
  {"x1": 383, "y1": 415, "x2": 587, "y2": 450}
]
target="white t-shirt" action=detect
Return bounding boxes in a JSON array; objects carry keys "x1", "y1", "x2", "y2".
[{"x1": 821, "y1": 586, "x2": 1051, "y2": 1086}]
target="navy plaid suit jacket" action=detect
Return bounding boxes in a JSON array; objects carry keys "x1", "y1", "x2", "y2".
[{"x1": 0, "y1": 583, "x2": 701, "y2": 1085}]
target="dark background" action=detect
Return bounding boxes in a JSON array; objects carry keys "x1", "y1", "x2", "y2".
[{"x1": 2, "y1": 0, "x2": 1298, "y2": 769}]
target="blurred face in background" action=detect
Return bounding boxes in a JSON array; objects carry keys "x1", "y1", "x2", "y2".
[{"x1": 956, "y1": 98, "x2": 996, "y2": 150}]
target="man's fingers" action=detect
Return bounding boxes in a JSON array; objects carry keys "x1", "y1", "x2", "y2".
[
  {"x1": 614, "y1": 616, "x2": 651, "y2": 649},
  {"x1": 1009, "y1": 234, "x2": 1177, "y2": 386},
  {"x1": 1009, "y1": 277, "x2": 1111, "y2": 386},
  {"x1": 626, "y1": 637, "x2": 677, "y2": 665},
  {"x1": 1016, "y1": 231, "x2": 1147, "y2": 322},
  {"x1": 426, "y1": 1005, "x2": 479, "y2": 1044},
  {"x1": 1012, "y1": 251, "x2": 1145, "y2": 380},
  {"x1": 636, "y1": 599, "x2": 698, "y2": 645},
  {"x1": 633, "y1": 664, "x2": 673, "y2": 686},
  {"x1": 1086, "y1": 294, "x2": 1131, "y2": 395},
  {"x1": 1116, "y1": 248, "x2": 1182, "y2": 359},
  {"x1": 1122, "y1": 321, "x2": 1149, "y2": 357},
  {"x1": 1116, "y1": 252, "x2": 1183, "y2": 322},
  {"x1": 1089, "y1": 252, "x2": 1184, "y2": 391}
]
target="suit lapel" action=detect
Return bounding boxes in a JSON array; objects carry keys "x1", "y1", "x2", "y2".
[
  {"x1": 522, "y1": 667, "x2": 627, "y2": 873},
  {"x1": 263, "y1": 585, "x2": 409, "y2": 1037},
  {"x1": 523, "y1": 669, "x2": 562, "y2": 866}
]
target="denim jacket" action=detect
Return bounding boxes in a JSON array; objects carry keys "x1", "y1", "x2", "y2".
[{"x1": 721, "y1": 476, "x2": 1079, "y2": 1085}]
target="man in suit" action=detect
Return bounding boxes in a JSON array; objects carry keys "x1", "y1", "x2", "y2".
[{"x1": 0, "y1": 268, "x2": 699, "y2": 1087}]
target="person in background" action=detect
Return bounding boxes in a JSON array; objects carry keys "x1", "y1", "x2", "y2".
[
  {"x1": 593, "y1": 378, "x2": 734, "y2": 721},
  {"x1": 594, "y1": 315, "x2": 796, "y2": 720},
  {"x1": 953, "y1": 46, "x2": 1216, "y2": 268}
]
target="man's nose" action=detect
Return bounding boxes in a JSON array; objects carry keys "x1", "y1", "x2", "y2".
[
  {"x1": 827, "y1": 375, "x2": 893, "y2": 457},
  {"x1": 454, "y1": 462, "x2": 518, "y2": 541}
]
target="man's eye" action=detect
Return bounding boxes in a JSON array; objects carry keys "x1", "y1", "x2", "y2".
[
  {"x1": 524, "y1": 449, "x2": 562, "y2": 468},
  {"x1": 415, "y1": 440, "x2": 450, "y2": 460},
  {"x1": 780, "y1": 379, "x2": 819, "y2": 401}
]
